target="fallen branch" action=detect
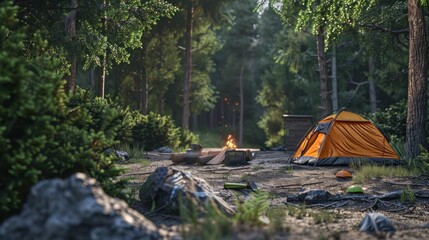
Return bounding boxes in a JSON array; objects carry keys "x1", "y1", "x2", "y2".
[
  {"x1": 276, "y1": 181, "x2": 324, "y2": 188},
  {"x1": 360, "y1": 198, "x2": 411, "y2": 213},
  {"x1": 122, "y1": 171, "x2": 154, "y2": 177},
  {"x1": 202, "y1": 166, "x2": 251, "y2": 174},
  {"x1": 308, "y1": 200, "x2": 350, "y2": 209},
  {"x1": 384, "y1": 181, "x2": 427, "y2": 187}
]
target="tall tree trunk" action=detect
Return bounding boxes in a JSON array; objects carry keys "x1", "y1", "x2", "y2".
[
  {"x1": 316, "y1": 26, "x2": 330, "y2": 116},
  {"x1": 140, "y1": 45, "x2": 148, "y2": 115},
  {"x1": 158, "y1": 93, "x2": 164, "y2": 114},
  {"x1": 331, "y1": 43, "x2": 338, "y2": 111},
  {"x1": 182, "y1": 4, "x2": 194, "y2": 130},
  {"x1": 89, "y1": 69, "x2": 95, "y2": 91},
  {"x1": 65, "y1": 0, "x2": 77, "y2": 93},
  {"x1": 98, "y1": 54, "x2": 106, "y2": 98},
  {"x1": 406, "y1": 0, "x2": 428, "y2": 158},
  {"x1": 135, "y1": 64, "x2": 142, "y2": 111},
  {"x1": 368, "y1": 56, "x2": 377, "y2": 113},
  {"x1": 98, "y1": 0, "x2": 107, "y2": 98},
  {"x1": 239, "y1": 63, "x2": 245, "y2": 147},
  {"x1": 192, "y1": 113, "x2": 198, "y2": 131},
  {"x1": 210, "y1": 109, "x2": 214, "y2": 129}
]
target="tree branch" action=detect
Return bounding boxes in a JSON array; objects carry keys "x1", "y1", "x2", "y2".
[{"x1": 360, "y1": 24, "x2": 409, "y2": 34}]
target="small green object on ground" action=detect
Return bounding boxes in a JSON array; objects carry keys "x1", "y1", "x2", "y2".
[
  {"x1": 224, "y1": 182, "x2": 248, "y2": 189},
  {"x1": 346, "y1": 185, "x2": 364, "y2": 193}
]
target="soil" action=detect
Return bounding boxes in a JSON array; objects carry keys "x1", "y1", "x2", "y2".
[{"x1": 120, "y1": 150, "x2": 429, "y2": 239}]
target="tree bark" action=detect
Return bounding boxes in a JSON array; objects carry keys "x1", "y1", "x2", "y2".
[
  {"x1": 368, "y1": 56, "x2": 377, "y2": 113},
  {"x1": 182, "y1": 4, "x2": 194, "y2": 130},
  {"x1": 406, "y1": 0, "x2": 428, "y2": 158},
  {"x1": 65, "y1": 0, "x2": 77, "y2": 94},
  {"x1": 239, "y1": 63, "x2": 245, "y2": 147},
  {"x1": 135, "y1": 62, "x2": 142, "y2": 111},
  {"x1": 316, "y1": 27, "x2": 330, "y2": 117},
  {"x1": 98, "y1": 53, "x2": 106, "y2": 98},
  {"x1": 141, "y1": 46, "x2": 148, "y2": 115},
  {"x1": 98, "y1": 0, "x2": 107, "y2": 98},
  {"x1": 158, "y1": 93, "x2": 164, "y2": 114},
  {"x1": 331, "y1": 43, "x2": 338, "y2": 111}
]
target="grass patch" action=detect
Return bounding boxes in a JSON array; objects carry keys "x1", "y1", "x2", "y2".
[
  {"x1": 310, "y1": 210, "x2": 340, "y2": 224},
  {"x1": 252, "y1": 165, "x2": 264, "y2": 171},
  {"x1": 240, "y1": 173, "x2": 250, "y2": 182},
  {"x1": 353, "y1": 165, "x2": 418, "y2": 184},
  {"x1": 278, "y1": 166, "x2": 293, "y2": 174},
  {"x1": 400, "y1": 186, "x2": 416, "y2": 204},
  {"x1": 180, "y1": 191, "x2": 275, "y2": 239}
]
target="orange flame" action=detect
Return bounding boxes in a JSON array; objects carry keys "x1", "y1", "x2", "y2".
[{"x1": 224, "y1": 134, "x2": 237, "y2": 149}]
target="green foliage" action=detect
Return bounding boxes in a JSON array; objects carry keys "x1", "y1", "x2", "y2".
[
  {"x1": 196, "y1": 130, "x2": 224, "y2": 147},
  {"x1": 132, "y1": 112, "x2": 181, "y2": 150},
  {"x1": 352, "y1": 165, "x2": 418, "y2": 184},
  {"x1": 0, "y1": 1, "x2": 64, "y2": 218},
  {"x1": 179, "y1": 129, "x2": 199, "y2": 150},
  {"x1": 371, "y1": 100, "x2": 407, "y2": 141},
  {"x1": 400, "y1": 186, "x2": 416, "y2": 204},
  {"x1": 271, "y1": 0, "x2": 377, "y2": 45},
  {"x1": 0, "y1": 2, "x2": 130, "y2": 219},
  {"x1": 415, "y1": 147, "x2": 429, "y2": 174},
  {"x1": 67, "y1": 88, "x2": 135, "y2": 144},
  {"x1": 234, "y1": 192, "x2": 270, "y2": 225},
  {"x1": 180, "y1": 200, "x2": 233, "y2": 240}
]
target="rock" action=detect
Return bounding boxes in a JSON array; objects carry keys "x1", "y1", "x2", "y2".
[
  {"x1": 359, "y1": 212, "x2": 395, "y2": 238},
  {"x1": 189, "y1": 144, "x2": 203, "y2": 151},
  {"x1": 105, "y1": 148, "x2": 130, "y2": 161},
  {"x1": 140, "y1": 167, "x2": 235, "y2": 216},
  {"x1": 156, "y1": 146, "x2": 173, "y2": 153},
  {"x1": 115, "y1": 150, "x2": 130, "y2": 161},
  {"x1": 287, "y1": 189, "x2": 332, "y2": 204},
  {"x1": 0, "y1": 173, "x2": 161, "y2": 240}
]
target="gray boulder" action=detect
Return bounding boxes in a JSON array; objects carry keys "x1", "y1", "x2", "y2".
[{"x1": 0, "y1": 173, "x2": 161, "y2": 240}]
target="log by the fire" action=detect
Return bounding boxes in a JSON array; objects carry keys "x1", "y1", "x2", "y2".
[{"x1": 207, "y1": 148, "x2": 228, "y2": 165}]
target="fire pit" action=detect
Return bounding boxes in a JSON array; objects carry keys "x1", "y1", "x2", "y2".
[{"x1": 224, "y1": 150, "x2": 247, "y2": 165}]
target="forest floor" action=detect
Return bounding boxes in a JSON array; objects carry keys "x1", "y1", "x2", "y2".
[{"x1": 120, "y1": 150, "x2": 429, "y2": 239}]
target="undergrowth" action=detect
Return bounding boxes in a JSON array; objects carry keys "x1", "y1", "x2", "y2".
[
  {"x1": 180, "y1": 191, "x2": 280, "y2": 239},
  {"x1": 352, "y1": 165, "x2": 417, "y2": 184}
]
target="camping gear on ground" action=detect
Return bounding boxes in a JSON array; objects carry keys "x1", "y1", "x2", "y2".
[
  {"x1": 286, "y1": 189, "x2": 332, "y2": 204},
  {"x1": 359, "y1": 213, "x2": 395, "y2": 238},
  {"x1": 139, "y1": 167, "x2": 234, "y2": 215},
  {"x1": 336, "y1": 169, "x2": 352, "y2": 178},
  {"x1": 346, "y1": 185, "x2": 364, "y2": 194},
  {"x1": 224, "y1": 180, "x2": 258, "y2": 192},
  {"x1": 291, "y1": 109, "x2": 401, "y2": 166},
  {"x1": 224, "y1": 150, "x2": 247, "y2": 165}
]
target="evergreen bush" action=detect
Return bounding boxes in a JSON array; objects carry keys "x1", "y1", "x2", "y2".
[
  {"x1": 0, "y1": 2, "x2": 125, "y2": 220},
  {"x1": 132, "y1": 112, "x2": 181, "y2": 150}
]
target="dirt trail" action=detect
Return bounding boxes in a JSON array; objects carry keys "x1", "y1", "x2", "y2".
[{"x1": 121, "y1": 150, "x2": 429, "y2": 239}]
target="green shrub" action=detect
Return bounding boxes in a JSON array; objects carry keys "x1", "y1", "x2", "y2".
[
  {"x1": 400, "y1": 186, "x2": 415, "y2": 204},
  {"x1": 0, "y1": 2, "x2": 64, "y2": 219},
  {"x1": 67, "y1": 88, "x2": 135, "y2": 145},
  {"x1": 234, "y1": 191, "x2": 270, "y2": 225},
  {"x1": 179, "y1": 129, "x2": 199, "y2": 150},
  {"x1": 132, "y1": 112, "x2": 181, "y2": 150},
  {"x1": 370, "y1": 100, "x2": 407, "y2": 141},
  {"x1": 0, "y1": 2, "x2": 125, "y2": 220}
]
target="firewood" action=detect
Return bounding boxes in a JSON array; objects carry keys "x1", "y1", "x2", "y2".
[{"x1": 207, "y1": 148, "x2": 227, "y2": 165}]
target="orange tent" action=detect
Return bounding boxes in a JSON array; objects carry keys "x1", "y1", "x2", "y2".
[{"x1": 291, "y1": 109, "x2": 401, "y2": 166}]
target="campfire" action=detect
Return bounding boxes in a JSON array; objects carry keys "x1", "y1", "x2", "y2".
[
  {"x1": 170, "y1": 134, "x2": 254, "y2": 165},
  {"x1": 224, "y1": 134, "x2": 237, "y2": 149}
]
